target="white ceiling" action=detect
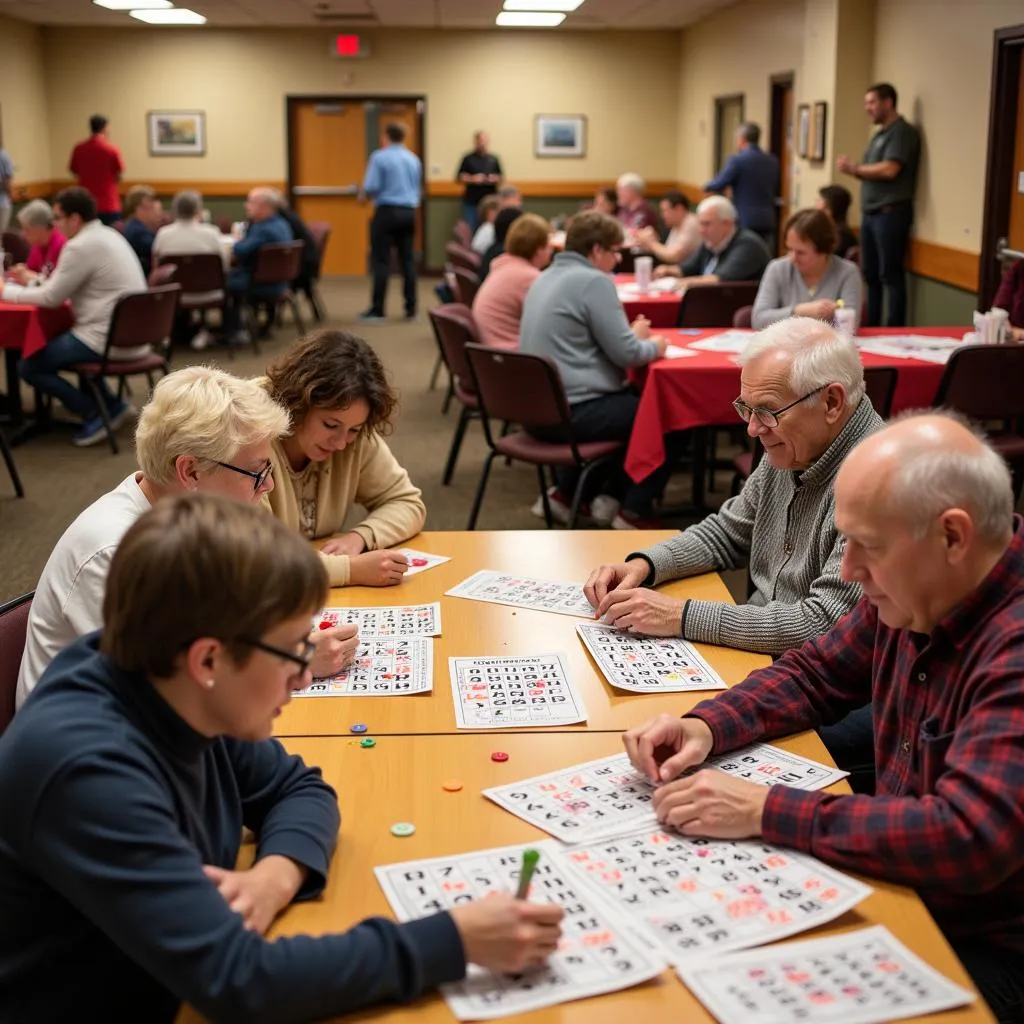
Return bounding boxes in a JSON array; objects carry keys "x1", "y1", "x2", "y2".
[{"x1": 0, "y1": 0, "x2": 738, "y2": 29}]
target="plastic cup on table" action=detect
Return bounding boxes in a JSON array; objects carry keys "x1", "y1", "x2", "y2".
[
  {"x1": 834, "y1": 306, "x2": 857, "y2": 339},
  {"x1": 634, "y1": 256, "x2": 653, "y2": 293}
]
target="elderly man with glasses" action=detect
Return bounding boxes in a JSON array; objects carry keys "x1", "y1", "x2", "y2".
[{"x1": 585, "y1": 316, "x2": 882, "y2": 656}]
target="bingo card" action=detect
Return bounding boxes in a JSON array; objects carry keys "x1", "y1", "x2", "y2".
[
  {"x1": 449, "y1": 654, "x2": 587, "y2": 729},
  {"x1": 295, "y1": 636, "x2": 433, "y2": 697},
  {"x1": 677, "y1": 925, "x2": 974, "y2": 1024},
  {"x1": 485, "y1": 749, "x2": 848, "y2": 845},
  {"x1": 446, "y1": 570, "x2": 594, "y2": 618},
  {"x1": 375, "y1": 840, "x2": 664, "y2": 1020},
  {"x1": 319, "y1": 602, "x2": 441, "y2": 637},
  {"x1": 555, "y1": 826, "x2": 871, "y2": 963},
  {"x1": 394, "y1": 548, "x2": 451, "y2": 577},
  {"x1": 577, "y1": 622, "x2": 728, "y2": 693}
]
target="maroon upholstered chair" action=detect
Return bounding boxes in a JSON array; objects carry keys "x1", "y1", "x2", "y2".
[
  {"x1": 428, "y1": 305, "x2": 482, "y2": 485},
  {"x1": 0, "y1": 592, "x2": 32, "y2": 735},
  {"x1": 452, "y1": 266, "x2": 480, "y2": 308},
  {"x1": 1, "y1": 428, "x2": 23, "y2": 498},
  {"x1": 463, "y1": 343, "x2": 625, "y2": 529},
  {"x1": 67, "y1": 284, "x2": 180, "y2": 454},
  {"x1": 215, "y1": 216, "x2": 234, "y2": 235},
  {"x1": 445, "y1": 242, "x2": 481, "y2": 274},
  {"x1": 676, "y1": 281, "x2": 760, "y2": 328},
  {"x1": 157, "y1": 253, "x2": 224, "y2": 309},
  {"x1": 733, "y1": 305, "x2": 753, "y2": 329},
  {"x1": 452, "y1": 220, "x2": 473, "y2": 249},
  {"x1": 246, "y1": 241, "x2": 307, "y2": 347},
  {"x1": 303, "y1": 221, "x2": 331, "y2": 321}
]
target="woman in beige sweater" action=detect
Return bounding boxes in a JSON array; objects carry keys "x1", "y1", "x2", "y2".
[{"x1": 263, "y1": 331, "x2": 426, "y2": 587}]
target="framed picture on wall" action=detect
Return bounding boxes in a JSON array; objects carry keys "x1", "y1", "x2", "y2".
[
  {"x1": 797, "y1": 104, "x2": 810, "y2": 159},
  {"x1": 811, "y1": 101, "x2": 828, "y2": 162},
  {"x1": 534, "y1": 115, "x2": 587, "y2": 158},
  {"x1": 147, "y1": 111, "x2": 206, "y2": 156}
]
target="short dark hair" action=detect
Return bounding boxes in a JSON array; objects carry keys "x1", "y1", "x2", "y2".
[
  {"x1": 661, "y1": 190, "x2": 691, "y2": 211},
  {"x1": 384, "y1": 122, "x2": 406, "y2": 144},
  {"x1": 266, "y1": 330, "x2": 398, "y2": 437},
  {"x1": 739, "y1": 122, "x2": 761, "y2": 145},
  {"x1": 565, "y1": 210, "x2": 625, "y2": 257},
  {"x1": 53, "y1": 186, "x2": 97, "y2": 223},
  {"x1": 867, "y1": 82, "x2": 898, "y2": 107},
  {"x1": 494, "y1": 206, "x2": 523, "y2": 246},
  {"x1": 596, "y1": 187, "x2": 618, "y2": 214},
  {"x1": 784, "y1": 208, "x2": 837, "y2": 255},
  {"x1": 89, "y1": 114, "x2": 108, "y2": 134},
  {"x1": 818, "y1": 184, "x2": 852, "y2": 225}
]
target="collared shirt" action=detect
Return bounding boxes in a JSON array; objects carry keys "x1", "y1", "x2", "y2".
[
  {"x1": 689, "y1": 517, "x2": 1024, "y2": 953},
  {"x1": 456, "y1": 150, "x2": 502, "y2": 206},
  {"x1": 69, "y1": 135, "x2": 124, "y2": 214},
  {"x1": 861, "y1": 115, "x2": 920, "y2": 211},
  {"x1": 362, "y1": 144, "x2": 422, "y2": 209}
]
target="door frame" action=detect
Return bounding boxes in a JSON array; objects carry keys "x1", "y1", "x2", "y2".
[
  {"x1": 713, "y1": 93, "x2": 746, "y2": 172},
  {"x1": 769, "y1": 73, "x2": 795, "y2": 256},
  {"x1": 979, "y1": 24, "x2": 1024, "y2": 308},
  {"x1": 285, "y1": 94, "x2": 428, "y2": 264}
]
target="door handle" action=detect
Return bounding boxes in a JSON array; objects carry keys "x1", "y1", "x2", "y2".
[{"x1": 292, "y1": 185, "x2": 359, "y2": 197}]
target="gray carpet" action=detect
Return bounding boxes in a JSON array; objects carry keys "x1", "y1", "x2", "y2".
[{"x1": 0, "y1": 277, "x2": 735, "y2": 603}]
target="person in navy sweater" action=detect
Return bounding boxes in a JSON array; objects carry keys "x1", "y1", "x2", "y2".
[
  {"x1": 705, "y1": 122, "x2": 780, "y2": 251},
  {"x1": 0, "y1": 494, "x2": 562, "y2": 1023}
]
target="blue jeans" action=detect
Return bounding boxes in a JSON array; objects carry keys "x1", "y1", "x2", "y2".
[
  {"x1": 98, "y1": 211, "x2": 121, "y2": 227},
  {"x1": 18, "y1": 331, "x2": 116, "y2": 421},
  {"x1": 461, "y1": 201, "x2": 479, "y2": 231},
  {"x1": 860, "y1": 204, "x2": 913, "y2": 327}
]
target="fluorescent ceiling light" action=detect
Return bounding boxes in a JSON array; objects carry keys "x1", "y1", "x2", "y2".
[
  {"x1": 503, "y1": 0, "x2": 584, "y2": 10},
  {"x1": 94, "y1": 0, "x2": 171, "y2": 8},
  {"x1": 495, "y1": 12, "x2": 566, "y2": 26},
  {"x1": 130, "y1": 7, "x2": 207, "y2": 23}
]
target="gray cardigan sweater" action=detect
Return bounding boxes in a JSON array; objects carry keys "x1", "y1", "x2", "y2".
[
  {"x1": 630, "y1": 397, "x2": 883, "y2": 655},
  {"x1": 519, "y1": 250, "x2": 660, "y2": 404},
  {"x1": 751, "y1": 254, "x2": 863, "y2": 330}
]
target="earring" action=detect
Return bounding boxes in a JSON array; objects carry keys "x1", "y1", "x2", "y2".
[{"x1": 205, "y1": 679, "x2": 216, "y2": 690}]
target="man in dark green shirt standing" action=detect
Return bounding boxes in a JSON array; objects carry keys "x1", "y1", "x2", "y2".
[{"x1": 837, "y1": 82, "x2": 920, "y2": 327}]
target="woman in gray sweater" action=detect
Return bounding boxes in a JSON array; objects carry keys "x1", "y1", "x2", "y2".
[{"x1": 751, "y1": 208, "x2": 862, "y2": 330}]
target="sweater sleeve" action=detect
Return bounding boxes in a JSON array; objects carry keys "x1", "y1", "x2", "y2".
[
  {"x1": 2, "y1": 238, "x2": 91, "y2": 308},
  {"x1": 715, "y1": 235, "x2": 769, "y2": 282},
  {"x1": 582, "y1": 275, "x2": 660, "y2": 368},
  {"x1": 27, "y1": 748, "x2": 466, "y2": 1024},
  {"x1": 347, "y1": 437, "x2": 427, "y2": 552},
  {"x1": 750, "y1": 260, "x2": 793, "y2": 328}
]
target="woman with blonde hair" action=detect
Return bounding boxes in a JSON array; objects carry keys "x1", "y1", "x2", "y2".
[{"x1": 264, "y1": 330, "x2": 426, "y2": 587}]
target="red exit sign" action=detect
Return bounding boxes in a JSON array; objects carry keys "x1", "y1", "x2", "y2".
[{"x1": 333, "y1": 34, "x2": 369, "y2": 58}]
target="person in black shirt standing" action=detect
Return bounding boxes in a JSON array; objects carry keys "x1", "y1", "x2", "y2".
[{"x1": 456, "y1": 131, "x2": 503, "y2": 230}]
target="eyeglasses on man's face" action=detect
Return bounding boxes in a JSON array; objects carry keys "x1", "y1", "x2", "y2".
[
  {"x1": 214, "y1": 459, "x2": 273, "y2": 493},
  {"x1": 236, "y1": 636, "x2": 316, "y2": 676},
  {"x1": 732, "y1": 386, "x2": 826, "y2": 429}
]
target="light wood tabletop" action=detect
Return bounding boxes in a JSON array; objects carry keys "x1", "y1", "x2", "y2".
[
  {"x1": 275, "y1": 531, "x2": 771, "y2": 738},
  {"x1": 177, "y1": 734, "x2": 992, "y2": 1024}
]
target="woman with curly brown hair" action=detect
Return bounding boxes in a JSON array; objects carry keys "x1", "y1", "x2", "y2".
[{"x1": 263, "y1": 330, "x2": 425, "y2": 587}]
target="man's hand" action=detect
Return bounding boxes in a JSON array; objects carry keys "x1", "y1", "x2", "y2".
[
  {"x1": 836, "y1": 155, "x2": 857, "y2": 176},
  {"x1": 583, "y1": 558, "x2": 649, "y2": 609},
  {"x1": 309, "y1": 623, "x2": 359, "y2": 677},
  {"x1": 348, "y1": 549, "x2": 410, "y2": 587},
  {"x1": 203, "y1": 855, "x2": 306, "y2": 935},
  {"x1": 635, "y1": 226, "x2": 658, "y2": 250},
  {"x1": 653, "y1": 264, "x2": 681, "y2": 279},
  {"x1": 597, "y1": 587, "x2": 684, "y2": 637},
  {"x1": 8, "y1": 264, "x2": 36, "y2": 286},
  {"x1": 631, "y1": 314, "x2": 652, "y2": 340},
  {"x1": 651, "y1": 770, "x2": 769, "y2": 839},
  {"x1": 321, "y1": 532, "x2": 367, "y2": 557},
  {"x1": 622, "y1": 712, "x2": 714, "y2": 782},
  {"x1": 650, "y1": 335, "x2": 669, "y2": 359},
  {"x1": 450, "y1": 895, "x2": 564, "y2": 973}
]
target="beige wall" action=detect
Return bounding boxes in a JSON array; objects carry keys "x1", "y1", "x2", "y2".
[
  {"x1": 676, "y1": 0, "x2": 804, "y2": 186},
  {"x1": 874, "y1": 0, "x2": 1022, "y2": 252},
  {"x1": 0, "y1": 13, "x2": 52, "y2": 184},
  {"x1": 794, "y1": 0, "x2": 839, "y2": 205},
  {"x1": 40, "y1": 27, "x2": 681, "y2": 187}
]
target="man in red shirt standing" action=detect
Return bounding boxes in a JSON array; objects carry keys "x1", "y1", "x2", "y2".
[{"x1": 69, "y1": 115, "x2": 124, "y2": 226}]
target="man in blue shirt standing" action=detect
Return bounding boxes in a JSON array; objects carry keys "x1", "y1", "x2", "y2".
[
  {"x1": 360, "y1": 123, "x2": 422, "y2": 323},
  {"x1": 705, "y1": 122, "x2": 779, "y2": 252}
]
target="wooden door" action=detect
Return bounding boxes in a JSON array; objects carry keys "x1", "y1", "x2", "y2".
[
  {"x1": 1008, "y1": 57, "x2": 1024, "y2": 253},
  {"x1": 365, "y1": 100, "x2": 424, "y2": 255},
  {"x1": 771, "y1": 75, "x2": 795, "y2": 257}
]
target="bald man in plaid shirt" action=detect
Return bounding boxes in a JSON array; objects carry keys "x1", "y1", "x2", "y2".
[{"x1": 623, "y1": 411, "x2": 1024, "y2": 1023}]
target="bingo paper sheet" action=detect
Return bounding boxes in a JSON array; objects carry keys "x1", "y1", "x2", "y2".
[
  {"x1": 554, "y1": 826, "x2": 871, "y2": 964},
  {"x1": 394, "y1": 548, "x2": 451, "y2": 577},
  {"x1": 295, "y1": 636, "x2": 432, "y2": 698},
  {"x1": 677, "y1": 925, "x2": 974, "y2": 1024},
  {"x1": 449, "y1": 654, "x2": 587, "y2": 729},
  {"x1": 446, "y1": 570, "x2": 595, "y2": 618},
  {"x1": 375, "y1": 840, "x2": 665, "y2": 1021},
  {"x1": 577, "y1": 622, "x2": 728, "y2": 694},
  {"x1": 485, "y1": 748, "x2": 848, "y2": 845},
  {"x1": 319, "y1": 602, "x2": 441, "y2": 637}
]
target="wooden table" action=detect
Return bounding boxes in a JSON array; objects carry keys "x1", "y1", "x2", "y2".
[
  {"x1": 177, "y1": 734, "x2": 992, "y2": 1024},
  {"x1": 275, "y1": 531, "x2": 771, "y2": 738}
]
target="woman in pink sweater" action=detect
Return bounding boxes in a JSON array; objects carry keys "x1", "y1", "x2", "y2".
[{"x1": 472, "y1": 213, "x2": 552, "y2": 350}]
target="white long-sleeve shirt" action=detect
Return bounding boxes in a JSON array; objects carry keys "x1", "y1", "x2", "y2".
[{"x1": 1, "y1": 219, "x2": 148, "y2": 356}]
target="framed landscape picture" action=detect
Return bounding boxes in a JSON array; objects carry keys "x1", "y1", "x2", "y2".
[
  {"x1": 797, "y1": 103, "x2": 810, "y2": 159},
  {"x1": 534, "y1": 115, "x2": 587, "y2": 158},
  {"x1": 147, "y1": 111, "x2": 206, "y2": 156},
  {"x1": 811, "y1": 101, "x2": 828, "y2": 162}
]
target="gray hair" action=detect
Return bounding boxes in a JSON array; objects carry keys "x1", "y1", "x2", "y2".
[
  {"x1": 497, "y1": 184, "x2": 520, "y2": 201},
  {"x1": 738, "y1": 316, "x2": 865, "y2": 408},
  {"x1": 738, "y1": 122, "x2": 761, "y2": 145},
  {"x1": 616, "y1": 172, "x2": 645, "y2": 194},
  {"x1": 17, "y1": 199, "x2": 54, "y2": 230},
  {"x1": 696, "y1": 194, "x2": 738, "y2": 222},
  {"x1": 884, "y1": 410, "x2": 1014, "y2": 543},
  {"x1": 171, "y1": 190, "x2": 202, "y2": 220}
]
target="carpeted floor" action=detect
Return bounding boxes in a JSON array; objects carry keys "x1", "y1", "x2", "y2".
[{"x1": 0, "y1": 277, "x2": 737, "y2": 603}]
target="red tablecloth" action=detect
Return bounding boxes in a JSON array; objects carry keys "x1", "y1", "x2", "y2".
[
  {"x1": 625, "y1": 326, "x2": 964, "y2": 482},
  {"x1": 616, "y1": 273, "x2": 681, "y2": 328},
  {"x1": 0, "y1": 301, "x2": 75, "y2": 359}
]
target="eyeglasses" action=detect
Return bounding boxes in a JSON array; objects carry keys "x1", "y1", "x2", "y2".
[
  {"x1": 732, "y1": 387, "x2": 826, "y2": 428},
  {"x1": 214, "y1": 459, "x2": 273, "y2": 493},
  {"x1": 236, "y1": 636, "x2": 316, "y2": 675}
]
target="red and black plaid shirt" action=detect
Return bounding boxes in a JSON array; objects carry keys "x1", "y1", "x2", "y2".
[{"x1": 689, "y1": 517, "x2": 1024, "y2": 952}]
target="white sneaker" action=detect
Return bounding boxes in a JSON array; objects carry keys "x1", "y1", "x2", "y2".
[
  {"x1": 529, "y1": 486, "x2": 595, "y2": 527},
  {"x1": 190, "y1": 328, "x2": 214, "y2": 351},
  {"x1": 590, "y1": 494, "x2": 621, "y2": 527}
]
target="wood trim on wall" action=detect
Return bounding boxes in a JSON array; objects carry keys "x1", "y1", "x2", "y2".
[
  {"x1": 18, "y1": 179, "x2": 286, "y2": 199},
  {"x1": 907, "y1": 239, "x2": 980, "y2": 293},
  {"x1": 427, "y1": 179, "x2": 681, "y2": 198}
]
